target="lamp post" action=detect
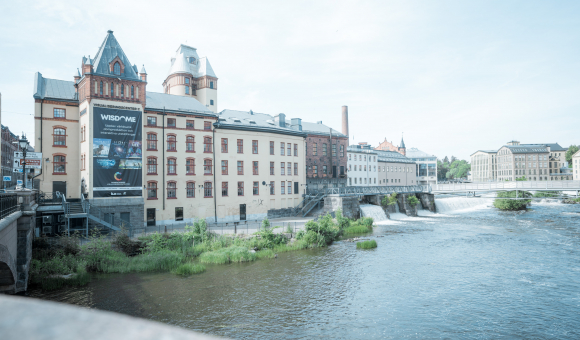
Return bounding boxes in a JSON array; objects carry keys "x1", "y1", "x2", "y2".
[{"x1": 19, "y1": 135, "x2": 29, "y2": 190}]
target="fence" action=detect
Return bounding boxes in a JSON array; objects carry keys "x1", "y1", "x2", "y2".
[{"x1": 0, "y1": 193, "x2": 18, "y2": 220}]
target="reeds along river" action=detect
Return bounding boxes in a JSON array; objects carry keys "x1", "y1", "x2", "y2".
[{"x1": 29, "y1": 198, "x2": 580, "y2": 339}]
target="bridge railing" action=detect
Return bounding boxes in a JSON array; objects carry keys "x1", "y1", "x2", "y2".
[
  {"x1": 306, "y1": 185, "x2": 430, "y2": 196},
  {"x1": 0, "y1": 193, "x2": 18, "y2": 220},
  {"x1": 433, "y1": 180, "x2": 580, "y2": 192}
]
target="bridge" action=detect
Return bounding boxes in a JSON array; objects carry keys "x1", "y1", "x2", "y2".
[{"x1": 432, "y1": 181, "x2": 580, "y2": 195}]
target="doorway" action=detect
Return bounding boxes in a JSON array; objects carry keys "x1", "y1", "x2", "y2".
[
  {"x1": 240, "y1": 204, "x2": 246, "y2": 221},
  {"x1": 147, "y1": 208, "x2": 156, "y2": 226},
  {"x1": 52, "y1": 181, "x2": 66, "y2": 197}
]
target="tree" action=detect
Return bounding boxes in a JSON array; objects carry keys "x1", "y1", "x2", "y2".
[
  {"x1": 443, "y1": 156, "x2": 449, "y2": 164},
  {"x1": 450, "y1": 156, "x2": 457, "y2": 164},
  {"x1": 437, "y1": 159, "x2": 450, "y2": 180},
  {"x1": 565, "y1": 145, "x2": 579, "y2": 167},
  {"x1": 493, "y1": 191, "x2": 531, "y2": 211},
  {"x1": 445, "y1": 159, "x2": 471, "y2": 179}
]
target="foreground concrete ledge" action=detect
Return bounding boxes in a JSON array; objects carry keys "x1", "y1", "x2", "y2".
[{"x1": 0, "y1": 295, "x2": 226, "y2": 340}]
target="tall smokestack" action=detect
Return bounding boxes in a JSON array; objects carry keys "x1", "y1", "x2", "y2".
[{"x1": 341, "y1": 105, "x2": 349, "y2": 137}]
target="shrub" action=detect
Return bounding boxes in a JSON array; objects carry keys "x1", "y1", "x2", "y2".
[
  {"x1": 286, "y1": 223, "x2": 293, "y2": 234},
  {"x1": 344, "y1": 225, "x2": 372, "y2": 234},
  {"x1": 261, "y1": 218, "x2": 270, "y2": 230},
  {"x1": 356, "y1": 240, "x2": 377, "y2": 249},
  {"x1": 407, "y1": 195, "x2": 420, "y2": 207},
  {"x1": 533, "y1": 191, "x2": 559, "y2": 198},
  {"x1": 172, "y1": 263, "x2": 206, "y2": 276},
  {"x1": 381, "y1": 193, "x2": 397, "y2": 207},
  {"x1": 335, "y1": 208, "x2": 350, "y2": 230},
  {"x1": 493, "y1": 191, "x2": 532, "y2": 211},
  {"x1": 113, "y1": 232, "x2": 145, "y2": 256}
]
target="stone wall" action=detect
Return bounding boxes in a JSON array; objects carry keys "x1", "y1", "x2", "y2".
[
  {"x1": 323, "y1": 196, "x2": 360, "y2": 219},
  {"x1": 397, "y1": 194, "x2": 418, "y2": 217},
  {"x1": 417, "y1": 193, "x2": 436, "y2": 212},
  {"x1": 90, "y1": 197, "x2": 144, "y2": 227},
  {"x1": 267, "y1": 208, "x2": 295, "y2": 219}
]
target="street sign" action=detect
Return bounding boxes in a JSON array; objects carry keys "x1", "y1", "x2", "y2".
[
  {"x1": 17, "y1": 180, "x2": 23, "y2": 186},
  {"x1": 3, "y1": 176, "x2": 11, "y2": 182},
  {"x1": 14, "y1": 158, "x2": 42, "y2": 169},
  {"x1": 14, "y1": 152, "x2": 42, "y2": 159},
  {"x1": 13, "y1": 168, "x2": 32, "y2": 173}
]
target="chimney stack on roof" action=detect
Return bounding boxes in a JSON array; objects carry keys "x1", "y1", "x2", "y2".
[
  {"x1": 342, "y1": 105, "x2": 349, "y2": 137},
  {"x1": 278, "y1": 113, "x2": 286, "y2": 128}
]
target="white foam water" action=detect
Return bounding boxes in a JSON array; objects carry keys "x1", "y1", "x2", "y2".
[
  {"x1": 360, "y1": 204, "x2": 388, "y2": 222},
  {"x1": 435, "y1": 197, "x2": 491, "y2": 213}
]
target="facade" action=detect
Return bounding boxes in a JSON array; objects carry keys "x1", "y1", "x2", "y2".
[
  {"x1": 376, "y1": 150, "x2": 417, "y2": 186},
  {"x1": 405, "y1": 147, "x2": 437, "y2": 185},
  {"x1": 374, "y1": 137, "x2": 406, "y2": 156},
  {"x1": 471, "y1": 141, "x2": 571, "y2": 182},
  {"x1": 347, "y1": 143, "x2": 378, "y2": 186},
  {"x1": 573, "y1": 150, "x2": 580, "y2": 181},
  {"x1": 470, "y1": 150, "x2": 497, "y2": 182},
  {"x1": 1, "y1": 124, "x2": 18, "y2": 188}
]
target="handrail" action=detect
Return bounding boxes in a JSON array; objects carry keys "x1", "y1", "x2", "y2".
[{"x1": 306, "y1": 185, "x2": 429, "y2": 196}]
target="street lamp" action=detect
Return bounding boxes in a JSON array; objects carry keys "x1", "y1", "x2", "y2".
[{"x1": 18, "y1": 135, "x2": 29, "y2": 190}]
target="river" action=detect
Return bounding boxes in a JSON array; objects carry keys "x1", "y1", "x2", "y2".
[{"x1": 29, "y1": 198, "x2": 580, "y2": 339}]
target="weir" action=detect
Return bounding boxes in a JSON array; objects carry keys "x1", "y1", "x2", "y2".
[
  {"x1": 434, "y1": 197, "x2": 491, "y2": 213},
  {"x1": 360, "y1": 204, "x2": 388, "y2": 222}
]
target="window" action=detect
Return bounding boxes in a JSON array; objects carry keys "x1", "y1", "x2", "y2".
[
  {"x1": 313, "y1": 143, "x2": 317, "y2": 156},
  {"x1": 121, "y1": 84, "x2": 124, "y2": 97},
  {"x1": 270, "y1": 141, "x2": 274, "y2": 155},
  {"x1": 323, "y1": 144, "x2": 327, "y2": 156},
  {"x1": 210, "y1": 81, "x2": 214, "y2": 89},
  {"x1": 221, "y1": 160, "x2": 228, "y2": 175},
  {"x1": 281, "y1": 181, "x2": 285, "y2": 194},
  {"x1": 270, "y1": 162, "x2": 275, "y2": 175},
  {"x1": 53, "y1": 128, "x2": 66, "y2": 146},
  {"x1": 113, "y1": 62, "x2": 120, "y2": 75},
  {"x1": 253, "y1": 161, "x2": 259, "y2": 175},
  {"x1": 186, "y1": 158, "x2": 195, "y2": 175},
  {"x1": 188, "y1": 57, "x2": 196, "y2": 64},
  {"x1": 187, "y1": 182, "x2": 195, "y2": 198},
  {"x1": 323, "y1": 165, "x2": 327, "y2": 175},
  {"x1": 349, "y1": 154, "x2": 351, "y2": 161},
  {"x1": 281, "y1": 142, "x2": 285, "y2": 156},
  {"x1": 253, "y1": 182, "x2": 259, "y2": 195},
  {"x1": 288, "y1": 182, "x2": 292, "y2": 194},
  {"x1": 167, "y1": 182, "x2": 176, "y2": 198},
  {"x1": 204, "y1": 159, "x2": 213, "y2": 175},
  {"x1": 237, "y1": 139, "x2": 243, "y2": 153},
  {"x1": 110, "y1": 82, "x2": 114, "y2": 97},
  {"x1": 80, "y1": 154, "x2": 85, "y2": 170},
  {"x1": 252, "y1": 140, "x2": 258, "y2": 154},
  {"x1": 237, "y1": 161, "x2": 243, "y2": 175},
  {"x1": 147, "y1": 182, "x2": 157, "y2": 199},
  {"x1": 222, "y1": 182, "x2": 228, "y2": 196},
  {"x1": 332, "y1": 144, "x2": 336, "y2": 157},
  {"x1": 287, "y1": 143, "x2": 291, "y2": 156},
  {"x1": 185, "y1": 87, "x2": 190, "y2": 95},
  {"x1": 238, "y1": 181, "x2": 244, "y2": 196},
  {"x1": 147, "y1": 157, "x2": 157, "y2": 174},
  {"x1": 340, "y1": 145, "x2": 344, "y2": 157},
  {"x1": 167, "y1": 158, "x2": 176, "y2": 175},
  {"x1": 167, "y1": 118, "x2": 176, "y2": 127},
  {"x1": 147, "y1": 116, "x2": 157, "y2": 126},
  {"x1": 186, "y1": 136, "x2": 195, "y2": 152},
  {"x1": 313, "y1": 165, "x2": 318, "y2": 175},
  {"x1": 147, "y1": 133, "x2": 157, "y2": 150},
  {"x1": 294, "y1": 163, "x2": 298, "y2": 176},
  {"x1": 287, "y1": 163, "x2": 291, "y2": 176},
  {"x1": 131, "y1": 85, "x2": 134, "y2": 99},
  {"x1": 54, "y1": 108, "x2": 65, "y2": 118},
  {"x1": 221, "y1": 138, "x2": 228, "y2": 153},
  {"x1": 100, "y1": 81, "x2": 103, "y2": 95},
  {"x1": 281, "y1": 162, "x2": 285, "y2": 175},
  {"x1": 204, "y1": 182, "x2": 212, "y2": 197},
  {"x1": 204, "y1": 121, "x2": 211, "y2": 130},
  {"x1": 270, "y1": 181, "x2": 275, "y2": 195},
  {"x1": 185, "y1": 78, "x2": 190, "y2": 85},
  {"x1": 294, "y1": 144, "x2": 298, "y2": 156},
  {"x1": 186, "y1": 120, "x2": 194, "y2": 129},
  {"x1": 210, "y1": 100, "x2": 214, "y2": 105},
  {"x1": 167, "y1": 135, "x2": 176, "y2": 151},
  {"x1": 204, "y1": 137, "x2": 212, "y2": 153}
]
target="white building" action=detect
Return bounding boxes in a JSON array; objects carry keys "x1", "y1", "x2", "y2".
[
  {"x1": 573, "y1": 150, "x2": 580, "y2": 181},
  {"x1": 347, "y1": 143, "x2": 378, "y2": 186},
  {"x1": 405, "y1": 147, "x2": 437, "y2": 186}
]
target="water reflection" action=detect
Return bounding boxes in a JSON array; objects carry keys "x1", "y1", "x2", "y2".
[{"x1": 30, "y1": 201, "x2": 580, "y2": 339}]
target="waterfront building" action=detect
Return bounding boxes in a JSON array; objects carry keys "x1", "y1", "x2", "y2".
[
  {"x1": 347, "y1": 143, "x2": 378, "y2": 186},
  {"x1": 471, "y1": 141, "x2": 571, "y2": 182},
  {"x1": 573, "y1": 150, "x2": 580, "y2": 181},
  {"x1": 376, "y1": 150, "x2": 417, "y2": 186},
  {"x1": 405, "y1": 147, "x2": 437, "y2": 185},
  {"x1": 33, "y1": 30, "x2": 309, "y2": 226}
]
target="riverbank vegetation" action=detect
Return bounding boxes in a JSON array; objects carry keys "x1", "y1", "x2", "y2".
[
  {"x1": 30, "y1": 211, "x2": 374, "y2": 291},
  {"x1": 493, "y1": 191, "x2": 532, "y2": 210},
  {"x1": 356, "y1": 240, "x2": 377, "y2": 249}
]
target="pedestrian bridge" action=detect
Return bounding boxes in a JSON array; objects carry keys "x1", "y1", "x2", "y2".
[
  {"x1": 432, "y1": 181, "x2": 580, "y2": 194},
  {"x1": 307, "y1": 185, "x2": 430, "y2": 197}
]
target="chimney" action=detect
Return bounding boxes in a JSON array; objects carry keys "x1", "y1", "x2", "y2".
[
  {"x1": 342, "y1": 105, "x2": 349, "y2": 136},
  {"x1": 278, "y1": 113, "x2": 286, "y2": 127},
  {"x1": 291, "y1": 118, "x2": 302, "y2": 131}
]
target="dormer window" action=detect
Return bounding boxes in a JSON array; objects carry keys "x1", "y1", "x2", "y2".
[
  {"x1": 188, "y1": 57, "x2": 196, "y2": 64},
  {"x1": 113, "y1": 62, "x2": 120, "y2": 75}
]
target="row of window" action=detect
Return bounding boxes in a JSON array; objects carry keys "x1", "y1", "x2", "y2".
[
  {"x1": 147, "y1": 134, "x2": 212, "y2": 153},
  {"x1": 147, "y1": 180, "x2": 297, "y2": 199},
  {"x1": 147, "y1": 116, "x2": 213, "y2": 130},
  {"x1": 97, "y1": 81, "x2": 135, "y2": 99},
  {"x1": 348, "y1": 154, "x2": 376, "y2": 162},
  {"x1": 146, "y1": 158, "x2": 300, "y2": 176},
  {"x1": 308, "y1": 143, "x2": 344, "y2": 157}
]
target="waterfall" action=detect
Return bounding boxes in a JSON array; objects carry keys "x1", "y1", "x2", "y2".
[
  {"x1": 435, "y1": 197, "x2": 491, "y2": 213},
  {"x1": 360, "y1": 204, "x2": 388, "y2": 222}
]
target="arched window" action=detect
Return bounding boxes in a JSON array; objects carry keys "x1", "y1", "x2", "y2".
[
  {"x1": 167, "y1": 158, "x2": 176, "y2": 175},
  {"x1": 147, "y1": 157, "x2": 157, "y2": 174},
  {"x1": 53, "y1": 128, "x2": 66, "y2": 146},
  {"x1": 167, "y1": 135, "x2": 176, "y2": 151},
  {"x1": 131, "y1": 85, "x2": 134, "y2": 99},
  {"x1": 186, "y1": 136, "x2": 195, "y2": 152},
  {"x1": 113, "y1": 62, "x2": 120, "y2": 75},
  {"x1": 187, "y1": 182, "x2": 195, "y2": 198},
  {"x1": 147, "y1": 182, "x2": 157, "y2": 199},
  {"x1": 110, "y1": 82, "x2": 114, "y2": 97},
  {"x1": 204, "y1": 137, "x2": 212, "y2": 153},
  {"x1": 146, "y1": 133, "x2": 157, "y2": 150},
  {"x1": 99, "y1": 81, "x2": 103, "y2": 95},
  {"x1": 186, "y1": 158, "x2": 195, "y2": 175},
  {"x1": 204, "y1": 159, "x2": 212, "y2": 175},
  {"x1": 121, "y1": 83, "x2": 124, "y2": 97},
  {"x1": 167, "y1": 181, "x2": 176, "y2": 198},
  {"x1": 53, "y1": 155, "x2": 66, "y2": 174}
]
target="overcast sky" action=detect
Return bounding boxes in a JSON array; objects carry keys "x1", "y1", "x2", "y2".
[{"x1": 1, "y1": 0, "x2": 579, "y2": 159}]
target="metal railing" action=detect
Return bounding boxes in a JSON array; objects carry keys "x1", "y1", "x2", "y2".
[
  {"x1": 38, "y1": 192, "x2": 60, "y2": 205},
  {"x1": 0, "y1": 194, "x2": 18, "y2": 220},
  {"x1": 306, "y1": 185, "x2": 430, "y2": 196},
  {"x1": 434, "y1": 180, "x2": 580, "y2": 193}
]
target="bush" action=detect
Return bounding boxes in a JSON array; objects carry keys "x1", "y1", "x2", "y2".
[
  {"x1": 533, "y1": 191, "x2": 559, "y2": 198},
  {"x1": 113, "y1": 232, "x2": 145, "y2": 256},
  {"x1": 356, "y1": 240, "x2": 377, "y2": 249},
  {"x1": 407, "y1": 195, "x2": 420, "y2": 207},
  {"x1": 172, "y1": 263, "x2": 206, "y2": 276},
  {"x1": 493, "y1": 191, "x2": 532, "y2": 211},
  {"x1": 199, "y1": 246, "x2": 257, "y2": 264},
  {"x1": 381, "y1": 193, "x2": 397, "y2": 207},
  {"x1": 344, "y1": 225, "x2": 372, "y2": 234},
  {"x1": 261, "y1": 218, "x2": 270, "y2": 230},
  {"x1": 335, "y1": 208, "x2": 350, "y2": 230}
]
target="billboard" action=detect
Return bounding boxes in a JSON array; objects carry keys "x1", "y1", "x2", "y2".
[{"x1": 92, "y1": 106, "x2": 142, "y2": 197}]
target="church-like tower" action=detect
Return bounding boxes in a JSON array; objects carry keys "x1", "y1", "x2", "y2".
[{"x1": 162, "y1": 44, "x2": 218, "y2": 113}]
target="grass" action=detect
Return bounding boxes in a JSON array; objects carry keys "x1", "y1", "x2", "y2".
[
  {"x1": 171, "y1": 263, "x2": 206, "y2": 276},
  {"x1": 356, "y1": 240, "x2": 377, "y2": 249},
  {"x1": 343, "y1": 225, "x2": 372, "y2": 235},
  {"x1": 199, "y1": 246, "x2": 257, "y2": 264},
  {"x1": 98, "y1": 250, "x2": 186, "y2": 274}
]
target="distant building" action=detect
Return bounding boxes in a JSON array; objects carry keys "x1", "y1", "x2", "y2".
[
  {"x1": 573, "y1": 150, "x2": 580, "y2": 181},
  {"x1": 1, "y1": 124, "x2": 18, "y2": 188},
  {"x1": 375, "y1": 137, "x2": 406, "y2": 156},
  {"x1": 347, "y1": 143, "x2": 378, "y2": 186},
  {"x1": 405, "y1": 147, "x2": 437, "y2": 185},
  {"x1": 376, "y1": 150, "x2": 417, "y2": 186},
  {"x1": 470, "y1": 150, "x2": 497, "y2": 182}
]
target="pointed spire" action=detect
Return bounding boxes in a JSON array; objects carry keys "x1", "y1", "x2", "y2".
[
  {"x1": 77, "y1": 68, "x2": 81, "y2": 77},
  {"x1": 140, "y1": 64, "x2": 147, "y2": 74},
  {"x1": 400, "y1": 133, "x2": 406, "y2": 149}
]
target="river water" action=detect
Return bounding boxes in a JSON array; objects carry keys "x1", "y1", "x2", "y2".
[{"x1": 30, "y1": 198, "x2": 580, "y2": 339}]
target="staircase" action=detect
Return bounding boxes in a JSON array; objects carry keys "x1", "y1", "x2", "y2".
[
  {"x1": 56, "y1": 192, "x2": 122, "y2": 235},
  {"x1": 298, "y1": 193, "x2": 326, "y2": 217}
]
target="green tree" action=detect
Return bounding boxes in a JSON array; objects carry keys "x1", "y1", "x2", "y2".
[
  {"x1": 445, "y1": 159, "x2": 471, "y2": 179},
  {"x1": 443, "y1": 156, "x2": 449, "y2": 164},
  {"x1": 437, "y1": 159, "x2": 450, "y2": 180},
  {"x1": 565, "y1": 145, "x2": 579, "y2": 167},
  {"x1": 493, "y1": 191, "x2": 532, "y2": 211}
]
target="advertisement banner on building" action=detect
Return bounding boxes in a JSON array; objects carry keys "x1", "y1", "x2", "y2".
[{"x1": 92, "y1": 106, "x2": 142, "y2": 197}]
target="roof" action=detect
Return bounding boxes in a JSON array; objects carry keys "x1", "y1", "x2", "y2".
[
  {"x1": 347, "y1": 145, "x2": 377, "y2": 154},
  {"x1": 470, "y1": 149, "x2": 498, "y2": 156},
  {"x1": 90, "y1": 30, "x2": 140, "y2": 80},
  {"x1": 198, "y1": 57, "x2": 216, "y2": 77},
  {"x1": 33, "y1": 73, "x2": 77, "y2": 101},
  {"x1": 167, "y1": 44, "x2": 217, "y2": 78},
  {"x1": 535, "y1": 143, "x2": 567, "y2": 151},
  {"x1": 301, "y1": 121, "x2": 346, "y2": 137},
  {"x1": 501, "y1": 144, "x2": 549, "y2": 153},
  {"x1": 406, "y1": 147, "x2": 436, "y2": 159},
  {"x1": 145, "y1": 92, "x2": 215, "y2": 115},
  {"x1": 572, "y1": 150, "x2": 580, "y2": 158},
  {"x1": 400, "y1": 136, "x2": 406, "y2": 149},
  {"x1": 216, "y1": 109, "x2": 307, "y2": 137},
  {"x1": 376, "y1": 150, "x2": 415, "y2": 164}
]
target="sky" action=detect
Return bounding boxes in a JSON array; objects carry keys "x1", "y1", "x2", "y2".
[{"x1": 1, "y1": 0, "x2": 579, "y2": 160}]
